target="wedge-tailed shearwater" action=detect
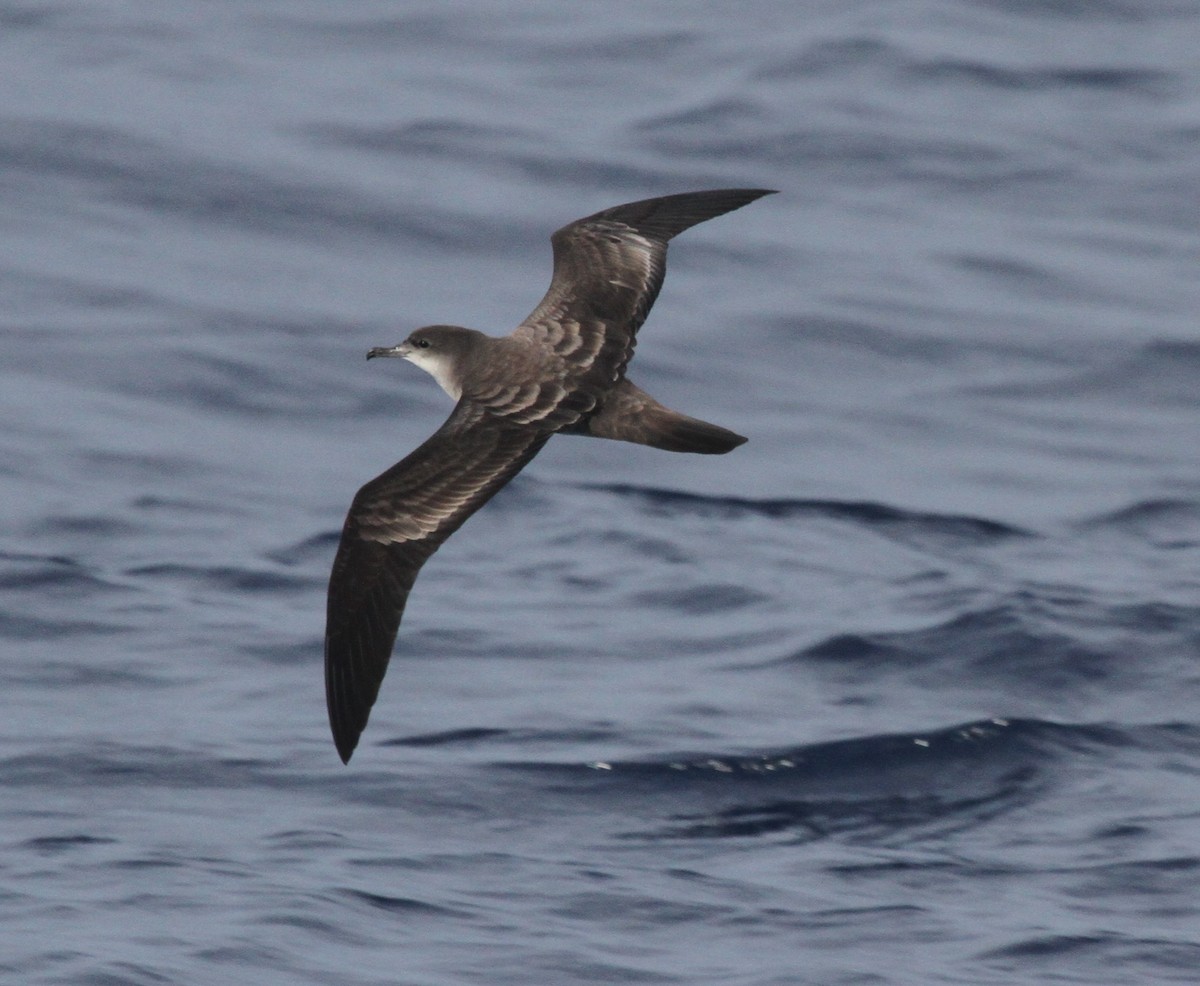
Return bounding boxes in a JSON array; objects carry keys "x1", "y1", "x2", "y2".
[{"x1": 325, "y1": 188, "x2": 775, "y2": 762}]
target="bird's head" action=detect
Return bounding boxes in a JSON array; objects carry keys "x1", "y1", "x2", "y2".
[{"x1": 367, "y1": 325, "x2": 485, "y2": 401}]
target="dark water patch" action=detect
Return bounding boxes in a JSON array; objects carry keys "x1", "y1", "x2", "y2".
[
  {"x1": 786, "y1": 592, "x2": 1200, "y2": 703},
  {"x1": 1115, "y1": 720, "x2": 1200, "y2": 757},
  {"x1": 1083, "y1": 340, "x2": 1200, "y2": 406},
  {"x1": 578, "y1": 718, "x2": 1049, "y2": 784},
  {"x1": 1066, "y1": 854, "x2": 1200, "y2": 899},
  {"x1": 490, "y1": 954, "x2": 680, "y2": 986},
  {"x1": 581, "y1": 482, "x2": 1031, "y2": 542},
  {"x1": 550, "y1": 888, "x2": 732, "y2": 927},
  {"x1": 634, "y1": 99, "x2": 770, "y2": 160},
  {"x1": 386, "y1": 727, "x2": 510, "y2": 748},
  {"x1": 983, "y1": 340, "x2": 1200, "y2": 407},
  {"x1": 978, "y1": 932, "x2": 1200, "y2": 980},
  {"x1": 498, "y1": 153, "x2": 678, "y2": 200},
  {"x1": 13, "y1": 660, "x2": 171, "y2": 690},
  {"x1": 74, "y1": 963, "x2": 177, "y2": 986},
  {"x1": 638, "y1": 583, "x2": 767, "y2": 616},
  {"x1": 265, "y1": 830, "x2": 347, "y2": 851},
  {"x1": 251, "y1": 912, "x2": 349, "y2": 941},
  {"x1": 144, "y1": 351, "x2": 299, "y2": 418},
  {"x1": 78, "y1": 450, "x2": 205, "y2": 485},
  {"x1": 271, "y1": 9, "x2": 490, "y2": 48},
  {"x1": 1093, "y1": 822, "x2": 1150, "y2": 840},
  {"x1": 644, "y1": 781, "x2": 1029, "y2": 841},
  {"x1": 130, "y1": 494, "x2": 233, "y2": 516},
  {"x1": 515, "y1": 718, "x2": 1154, "y2": 792},
  {"x1": 943, "y1": 249, "x2": 1079, "y2": 300},
  {"x1": 0, "y1": 552, "x2": 120, "y2": 594},
  {"x1": 310, "y1": 119, "x2": 675, "y2": 215},
  {"x1": 798, "y1": 632, "x2": 912, "y2": 666},
  {"x1": 123, "y1": 563, "x2": 308, "y2": 593},
  {"x1": 189, "y1": 943, "x2": 292, "y2": 977},
  {"x1": 754, "y1": 37, "x2": 897, "y2": 81},
  {"x1": 266, "y1": 531, "x2": 340, "y2": 568},
  {"x1": 638, "y1": 98, "x2": 767, "y2": 135},
  {"x1": 312, "y1": 117, "x2": 534, "y2": 161},
  {"x1": 26, "y1": 515, "x2": 141, "y2": 540},
  {"x1": 1103, "y1": 601, "x2": 1200, "y2": 637},
  {"x1": 0, "y1": 747, "x2": 275, "y2": 790},
  {"x1": 762, "y1": 314, "x2": 1029, "y2": 364},
  {"x1": 1080, "y1": 498, "x2": 1200, "y2": 548},
  {"x1": 189, "y1": 308, "x2": 361, "y2": 344},
  {"x1": 244, "y1": 640, "x2": 317, "y2": 666},
  {"x1": 385, "y1": 723, "x2": 620, "y2": 750},
  {"x1": 22, "y1": 833, "x2": 117, "y2": 855},
  {"x1": 643, "y1": 123, "x2": 1062, "y2": 193},
  {"x1": 553, "y1": 529, "x2": 692, "y2": 565},
  {"x1": 0, "y1": 5, "x2": 60, "y2": 30},
  {"x1": 110, "y1": 856, "x2": 185, "y2": 872},
  {"x1": 2, "y1": 272, "x2": 175, "y2": 318},
  {"x1": 506, "y1": 719, "x2": 1073, "y2": 841},
  {"x1": 0, "y1": 117, "x2": 454, "y2": 246},
  {"x1": 126, "y1": 340, "x2": 389, "y2": 420},
  {"x1": 339, "y1": 887, "x2": 467, "y2": 918},
  {"x1": 538, "y1": 26, "x2": 696, "y2": 63},
  {"x1": 981, "y1": 933, "x2": 1107, "y2": 960},
  {"x1": 787, "y1": 602, "x2": 1122, "y2": 690},
  {"x1": 0, "y1": 610, "x2": 129, "y2": 640},
  {"x1": 977, "y1": 0, "x2": 1194, "y2": 22},
  {"x1": 827, "y1": 856, "x2": 965, "y2": 878},
  {"x1": 906, "y1": 60, "x2": 1173, "y2": 98},
  {"x1": 394, "y1": 625, "x2": 490, "y2": 659}
]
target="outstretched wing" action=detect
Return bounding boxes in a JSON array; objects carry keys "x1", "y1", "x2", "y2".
[
  {"x1": 324, "y1": 402, "x2": 550, "y2": 763},
  {"x1": 513, "y1": 188, "x2": 775, "y2": 423}
]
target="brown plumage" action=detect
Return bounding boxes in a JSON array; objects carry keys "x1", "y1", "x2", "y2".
[{"x1": 325, "y1": 188, "x2": 775, "y2": 762}]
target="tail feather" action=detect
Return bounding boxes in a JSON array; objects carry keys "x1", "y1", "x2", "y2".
[
  {"x1": 640, "y1": 413, "x2": 747, "y2": 454},
  {"x1": 567, "y1": 379, "x2": 746, "y2": 454}
]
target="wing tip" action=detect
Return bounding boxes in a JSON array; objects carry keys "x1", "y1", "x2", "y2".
[
  {"x1": 325, "y1": 637, "x2": 369, "y2": 764},
  {"x1": 328, "y1": 696, "x2": 363, "y2": 764},
  {"x1": 334, "y1": 734, "x2": 357, "y2": 764},
  {"x1": 587, "y1": 187, "x2": 777, "y2": 242}
]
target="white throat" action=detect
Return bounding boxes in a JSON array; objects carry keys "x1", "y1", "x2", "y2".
[{"x1": 405, "y1": 350, "x2": 462, "y2": 400}]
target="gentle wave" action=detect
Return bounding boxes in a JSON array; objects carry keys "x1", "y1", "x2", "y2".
[
  {"x1": 578, "y1": 482, "x2": 1030, "y2": 540},
  {"x1": 499, "y1": 718, "x2": 1190, "y2": 841}
]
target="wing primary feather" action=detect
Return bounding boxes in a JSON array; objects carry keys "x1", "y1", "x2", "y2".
[
  {"x1": 325, "y1": 407, "x2": 550, "y2": 762},
  {"x1": 573, "y1": 188, "x2": 776, "y2": 242}
]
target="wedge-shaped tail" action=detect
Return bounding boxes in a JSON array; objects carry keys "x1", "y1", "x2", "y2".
[{"x1": 567, "y1": 379, "x2": 746, "y2": 454}]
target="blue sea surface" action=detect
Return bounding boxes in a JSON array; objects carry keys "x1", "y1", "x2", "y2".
[{"x1": 3, "y1": 2, "x2": 1199, "y2": 984}]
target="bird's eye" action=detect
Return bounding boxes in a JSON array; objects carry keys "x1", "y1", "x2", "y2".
[{"x1": 416, "y1": 338, "x2": 431, "y2": 349}]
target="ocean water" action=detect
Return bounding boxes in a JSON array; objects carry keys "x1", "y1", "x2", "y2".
[{"x1": 3, "y1": 1, "x2": 1200, "y2": 983}]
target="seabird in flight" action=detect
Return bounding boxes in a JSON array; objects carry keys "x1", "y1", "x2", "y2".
[{"x1": 325, "y1": 188, "x2": 775, "y2": 762}]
